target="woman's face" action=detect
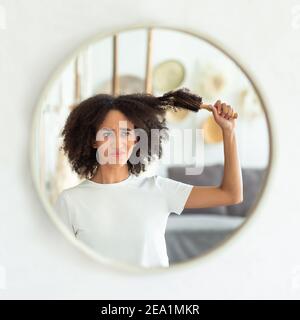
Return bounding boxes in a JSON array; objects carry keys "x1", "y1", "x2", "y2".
[{"x1": 93, "y1": 110, "x2": 137, "y2": 165}]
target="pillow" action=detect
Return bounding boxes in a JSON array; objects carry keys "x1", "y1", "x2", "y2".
[
  {"x1": 167, "y1": 164, "x2": 227, "y2": 216},
  {"x1": 226, "y1": 167, "x2": 267, "y2": 217},
  {"x1": 167, "y1": 165, "x2": 267, "y2": 217}
]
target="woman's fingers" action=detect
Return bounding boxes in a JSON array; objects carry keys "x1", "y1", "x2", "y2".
[
  {"x1": 227, "y1": 106, "x2": 234, "y2": 119},
  {"x1": 214, "y1": 100, "x2": 222, "y2": 114},
  {"x1": 222, "y1": 103, "x2": 229, "y2": 117},
  {"x1": 213, "y1": 100, "x2": 235, "y2": 119},
  {"x1": 224, "y1": 104, "x2": 231, "y2": 119}
]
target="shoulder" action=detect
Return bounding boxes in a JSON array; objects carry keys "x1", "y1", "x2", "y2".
[
  {"x1": 133, "y1": 174, "x2": 167, "y2": 184},
  {"x1": 54, "y1": 185, "x2": 82, "y2": 217},
  {"x1": 57, "y1": 180, "x2": 89, "y2": 198},
  {"x1": 133, "y1": 174, "x2": 179, "y2": 183},
  {"x1": 152, "y1": 174, "x2": 181, "y2": 187},
  {"x1": 134, "y1": 174, "x2": 185, "y2": 191},
  {"x1": 126, "y1": 174, "x2": 165, "y2": 190}
]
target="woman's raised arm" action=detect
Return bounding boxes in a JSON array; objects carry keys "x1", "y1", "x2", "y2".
[{"x1": 184, "y1": 100, "x2": 243, "y2": 209}]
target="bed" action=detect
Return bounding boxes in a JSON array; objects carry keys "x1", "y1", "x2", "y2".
[
  {"x1": 166, "y1": 214, "x2": 245, "y2": 263},
  {"x1": 165, "y1": 164, "x2": 267, "y2": 263}
]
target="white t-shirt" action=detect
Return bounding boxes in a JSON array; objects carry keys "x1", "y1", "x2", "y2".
[{"x1": 54, "y1": 173, "x2": 193, "y2": 268}]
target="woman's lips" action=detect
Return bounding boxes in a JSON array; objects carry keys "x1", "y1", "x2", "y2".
[{"x1": 110, "y1": 151, "x2": 125, "y2": 156}]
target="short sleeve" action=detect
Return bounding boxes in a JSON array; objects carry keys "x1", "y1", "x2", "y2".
[
  {"x1": 154, "y1": 175, "x2": 194, "y2": 215},
  {"x1": 54, "y1": 191, "x2": 75, "y2": 234}
]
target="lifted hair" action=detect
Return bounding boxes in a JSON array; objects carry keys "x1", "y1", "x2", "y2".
[{"x1": 60, "y1": 87, "x2": 202, "y2": 179}]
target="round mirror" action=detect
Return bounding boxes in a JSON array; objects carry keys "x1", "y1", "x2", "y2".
[{"x1": 30, "y1": 25, "x2": 272, "y2": 272}]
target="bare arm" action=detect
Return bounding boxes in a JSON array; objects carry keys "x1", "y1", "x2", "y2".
[{"x1": 185, "y1": 100, "x2": 243, "y2": 209}]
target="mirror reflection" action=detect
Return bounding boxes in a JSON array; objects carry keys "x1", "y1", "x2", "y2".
[{"x1": 31, "y1": 27, "x2": 270, "y2": 269}]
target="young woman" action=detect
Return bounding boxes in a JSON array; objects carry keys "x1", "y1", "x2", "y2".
[{"x1": 54, "y1": 88, "x2": 243, "y2": 268}]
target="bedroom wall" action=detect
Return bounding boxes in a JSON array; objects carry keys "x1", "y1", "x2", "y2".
[{"x1": 0, "y1": 0, "x2": 300, "y2": 299}]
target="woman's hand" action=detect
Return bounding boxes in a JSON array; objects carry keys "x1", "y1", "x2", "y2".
[{"x1": 208, "y1": 100, "x2": 237, "y2": 132}]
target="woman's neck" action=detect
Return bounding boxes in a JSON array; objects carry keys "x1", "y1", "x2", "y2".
[{"x1": 90, "y1": 165, "x2": 130, "y2": 184}]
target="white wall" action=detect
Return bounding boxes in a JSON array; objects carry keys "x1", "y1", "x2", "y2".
[{"x1": 0, "y1": 0, "x2": 300, "y2": 299}]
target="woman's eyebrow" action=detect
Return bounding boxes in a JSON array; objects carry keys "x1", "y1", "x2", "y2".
[{"x1": 100, "y1": 127, "x2": 133, "y2": 131}]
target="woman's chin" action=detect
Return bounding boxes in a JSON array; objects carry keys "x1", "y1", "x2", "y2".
[{"x1": 108, "y1": 155, "x2": 128, "y2": 165}]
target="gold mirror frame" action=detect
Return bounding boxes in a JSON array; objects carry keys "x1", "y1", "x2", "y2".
[{"x1": 30, "y1": 24, "x2": 274, "y2": 275}]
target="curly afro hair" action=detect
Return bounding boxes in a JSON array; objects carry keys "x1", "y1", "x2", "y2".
[{"x1": 60, "y1": 87, "x2": 203, "y2": 179}]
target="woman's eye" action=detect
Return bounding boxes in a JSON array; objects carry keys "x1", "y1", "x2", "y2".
[
  {"x1": 100, "y1": 130, "x2": 132, "y2": 138},
  {"x1": 103, "y1": 132, "x2": 112, "y2": 138}
]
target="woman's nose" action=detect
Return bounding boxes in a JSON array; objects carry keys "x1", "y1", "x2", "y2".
[{"x1": 110, "y1": 132, "x2": 127, "y2": 148}]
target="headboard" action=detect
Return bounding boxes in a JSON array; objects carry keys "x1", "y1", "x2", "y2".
[{"x1": 168, "y1": 164, "x2": 267, "y2": 217}]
